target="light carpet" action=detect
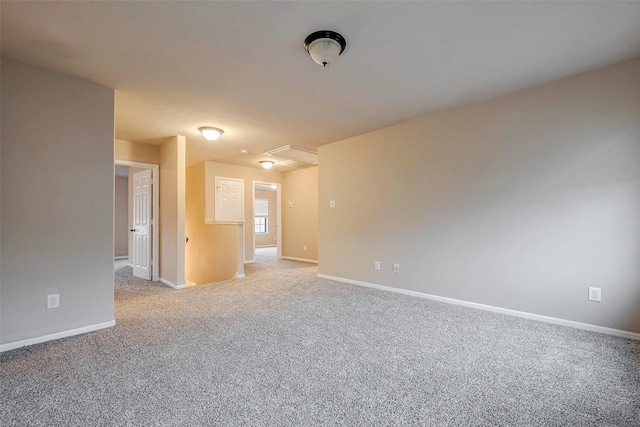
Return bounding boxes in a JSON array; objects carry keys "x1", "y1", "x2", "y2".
[{"x1": 1, "y1": 248, "x2": 639, "y2": 426}]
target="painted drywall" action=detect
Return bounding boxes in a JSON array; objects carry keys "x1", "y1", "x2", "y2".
[
  {"x1": 254, "y1": 189, "x2": 277, "y2": 247},
  {"x1": 114, "y1": 176, "x2": 128, "y2": 257},
  {"x1": 319, "y1": 57, "x2": 640, "y2": 333},
  {"x1": 282, "y1": 166, "x2": 318, "y2": 261},
  {"x1": 115, "y1": 139, "x2": 160, "y2": 164},
  {"x1": 159, "y1": 136, "x2": 186, "y2": 288},
  {"x1": 185, "y1": 163, "x2": 238, "y2": 284},
  {"x1": 204, "y1": 161, "x2": 282, "y2": 262},
  {"x1": 1, "y1": 58, "x2": 115, "y2": 345}
]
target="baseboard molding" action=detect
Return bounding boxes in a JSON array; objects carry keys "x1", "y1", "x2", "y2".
[
  {"x1": 127, "y1": 263, "x2": 133, "y2": 268},
  {"x1": 114, "y1": 256, "x2": 128, "y2": 260},
  {"x1": 236, "y1": 273, "x2": 245, "y2": 279},
  {"x1": 160, "y1": 278, "x2": 186, "y2": 289},
  {"x1": 282, "y1": 256, "x2": 318, "y2": 264},
  {"x1": 317, "y1": 274, "x2": 640, "y2": 341},
  {"x1": 0, "y1": 320, "x2": 116, "y2": 353},
  {"x1": 244, "y1": 260, "x2": 255, "y2": 264}
]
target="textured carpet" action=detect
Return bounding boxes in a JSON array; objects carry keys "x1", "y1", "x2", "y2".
[{"x1": 1, "y1": 248, "x2": 639, "y2": 426}]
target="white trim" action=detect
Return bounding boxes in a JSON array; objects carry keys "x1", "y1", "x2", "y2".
[
  {"x1": 114, "y1": 256, "x2": 128, "y2": 260},
  {"x1": 0, "y1": 320, "x2": 116, "y2": 353},
  {"x1": 282, "y1": 256, "x2": 318, "y2": 264},
  {"x1": 244, "y1": 259, "x2": 255, "y2": 264},
  {"x1": 236, "y1": 273, "x2": 245, "y2": 279},
  {"x1": 160, "y1": 278, "x2": 186, "y2": 289},
  {"x1": 114, "y1": 159, "x2": 160, "y2": 281},
  {"x1": 317, "y1": 274, "x2": 640, "y2": 341}
]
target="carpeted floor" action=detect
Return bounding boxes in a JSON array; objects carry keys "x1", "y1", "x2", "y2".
[{"x1": 1, "y1": 248, "x2": 639, "y2": 426}]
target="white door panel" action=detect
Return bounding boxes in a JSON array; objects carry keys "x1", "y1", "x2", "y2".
[
  {"x1": 216, "y1": 177, "x2": 243, "y2": 221},
  {"x1": 132, "y1": 169, "x2": 152, "y2": 280}
]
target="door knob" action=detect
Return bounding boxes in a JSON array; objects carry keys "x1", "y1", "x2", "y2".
[{"x1": 130, "y1": 229, "x2": 136, "y2": 232}]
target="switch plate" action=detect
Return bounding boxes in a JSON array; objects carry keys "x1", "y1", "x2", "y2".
[
  {"x1": 374, "y1": 261, "x2": 380, "y2": 271},
  {"x1": 303, "y1": 245, "x2": 307, "y2": 251},
  {"x1": 588, "y1": 287, "x2": 601, "y2": 302},
  {"x1": 329, "y1": 200, "x2": 336, "y2": 208},
  {"x1": 393, "y1": 263, "x2": 400, "y2": 273},
  {"x1": 47, "y1": 294, "x2": 60, "y2": 309}
]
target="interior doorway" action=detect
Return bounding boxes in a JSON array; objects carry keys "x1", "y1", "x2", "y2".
[
  {"x1": 252, "y1": 181, "x2": 282, "y2": 262},
  {"x1": 114, "y1": 160, "x2": 160, "y2": 281}
]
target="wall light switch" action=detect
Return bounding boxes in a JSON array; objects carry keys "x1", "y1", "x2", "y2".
[
  {"x1": 588, "y1": 287, "x2": 601, "y2": 302},
  {"x1": 393, "y1": 263, "x2": 400, "y2": 273},
  {"x1": 374, "y1": 261, "x2": 380, "y2": 271},
  {"x1": 329, "y1": 200, "x2": 336, "y2": 208}
]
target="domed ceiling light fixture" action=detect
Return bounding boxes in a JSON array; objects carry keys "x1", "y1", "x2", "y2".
[
  {"x1": 199, "y1": 127, "x2": 224, "y2": 141},
  {"x1": 260, "y1": 160, "x2": 275, "y2": 170},
  {"x1": 303, "y1": 30, "x2": 346, "y2": 67}
]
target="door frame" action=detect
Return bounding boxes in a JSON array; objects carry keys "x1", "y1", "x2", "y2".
[
  {"x1": 114, "y1": 160, "x2": 160, "y2": 281},
  {"x1": 252, "y1": 181, "x2": 282, "y2": 261}
]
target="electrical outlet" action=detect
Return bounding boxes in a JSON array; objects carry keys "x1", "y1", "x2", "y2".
[
  {"x1": 393, "y1": 263, "x2": 400, "y2": 273},
  {"x1": 374, "y1": 261, "x2": 380, "y2": 271},
  {"x1": 588, "y1": 287, "x2": 601, "y2": 302},
  {"x1": 303, "y1": 245, "x2": 307, "y2": 251},
  {"x1": 329, "y1": 200, "x2": 336, "y2": 208},
  {"x1": 47, "y1": 294, "x2": 60, "y2": 309}
]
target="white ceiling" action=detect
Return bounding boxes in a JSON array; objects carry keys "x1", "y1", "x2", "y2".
[{"x1": 3, "y1": 1, "x2": 640, "y2": 168}]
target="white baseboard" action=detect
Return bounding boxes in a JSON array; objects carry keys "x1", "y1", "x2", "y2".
[
  {"x1": 317, "y1": 274, "x2": 640, "y2": 341},
  {"x1": 127, "y1": 263, "x2": 133, "y2": 268},
  {"x1": 282, "y1": 256, "x2": 318, "y2": 264},
  {"x1": 0, "y1": 320, "x2": 116, "y2": 353},
  {"x1": 236, "y1": 273, "x2": 245, "y2": 279},
  {"x1": 160, "y1": 278, "x2": 186, "y2": 289},
  {"x1": 114, "y1": 256, "x2": 128, "y2": 260},
  {"x1": 244, "y1": 260, "x2": 255, "y2": 264}
]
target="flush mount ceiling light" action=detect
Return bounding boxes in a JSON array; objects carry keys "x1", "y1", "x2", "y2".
[
  {"x1": 199, "y1": 127, "x2": 224, "y2": 141},
  {"x1": 260, "y1": 160, "x2": 275, "y2": 170},
  {"x1": 304, "y1": 30, "x2": 346, "y2": 67}
]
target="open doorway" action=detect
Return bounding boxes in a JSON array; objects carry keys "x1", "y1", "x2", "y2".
[
  {"x1": 252, "y1": 181, "x2": 282, "y2": 263},
  {"x1": 114, "y1": 160, "x2": 160, "y2": 281}
]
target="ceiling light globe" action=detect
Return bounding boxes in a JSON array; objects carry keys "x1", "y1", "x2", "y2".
[
  {"x1": 308, "y1": 39, "x2": 342, "y2": 67},
  {"x1": 199, "y1": 127, "x2": 224, "y2": 141},
  {"x1": 260, "y1": 161, "x2": 274, "y2": 170}
]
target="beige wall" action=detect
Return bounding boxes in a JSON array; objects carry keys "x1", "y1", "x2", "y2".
[
  {"x1": 204, "y1": 161, "x2": 282, "y2": 262},
  {"x1": 318, "y1": 57, "x2": 640, "y2": 333},
  {"x1": 185, "y1": 163, "x2": 238, "y2": 284},
  {"x1": 114, "y1": 176, "x2": 128, "y2": 257},
  {"x1": 282, "y1": 166, "x2": 318, "y2": 261},
  {"x1": 159, "y1": 136, "x2": 186, "y2": 287},
  {"x1": 115, "y1": 139, "x2": 160, "y2": 164},
  {"x1": 1, "y1": 58, "x2": 115, "y2": 346},
  {"x1": 254, "y1": 189, "x2": 277, "y2": 247}
]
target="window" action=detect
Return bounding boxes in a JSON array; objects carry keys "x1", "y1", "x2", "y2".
[
  {"x1": 254, "y1": 198, "x2": 268, "y2": 234},
  {"x1": 255, "y1": 217, "x2": 267, "y2": 234}
]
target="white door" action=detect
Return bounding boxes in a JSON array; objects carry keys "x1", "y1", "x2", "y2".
[
  {"x1": 131, "y1": 169, "x2": 152, "y2": 280},
  {"x1": 216, "y1": 177, "x2": 243, "y2": 221}
]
